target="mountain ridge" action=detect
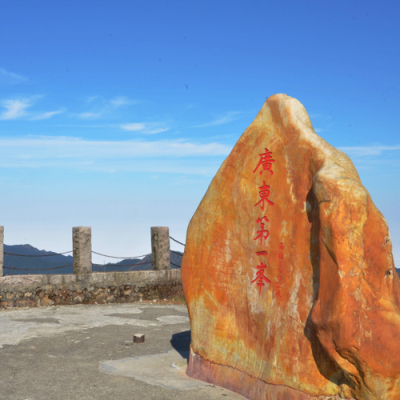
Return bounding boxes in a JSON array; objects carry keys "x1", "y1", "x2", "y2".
[{"x1": 2, "y1": 244, "x2": 182, "y2": 275}]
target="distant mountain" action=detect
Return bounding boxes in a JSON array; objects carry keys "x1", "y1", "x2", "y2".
[
  {"x1": 3, "y1": 244, "x2": 74, "y2": 275},
  {"x1": 2, "y1": 244, "x2": 182, "y2": 275},
  {"x1": 92, "y1": 251, "x2": 183, "y2": 273},
  {"x1": 4, "y1": 244, "x2": 396, "y2": 278}
]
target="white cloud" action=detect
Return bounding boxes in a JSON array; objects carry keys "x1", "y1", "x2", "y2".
[
  {"x1": 194, "y1": 111, "x2": 242, "y2": 128},
  {"x1": 313, "y1": 123, "x2": 333, "y2": 133},
  {"x1": 309, "y1": 114, "x2": 333, "y2": 134},
  {"x1": 339, "y1": 145, "x2": 400, "y2": 158},
  {"x1": 78, "y1": 112, "x2": 102, "y2": 119},
  {"x1": 0, "y1": 136, "x2": 231, "y2": 173},
  {"x1": 52, "y1": 124, "x2": 116, "y2": 129},
  {"x1": 120, "y1": 123, "x2": 146, "y2": 131},
  {"x1": 120, "y1": 122, "x2": 169, "y2": 134},
  {"x1": 30, "y1": 109, "x2": 65, "y2": 120},
  {"x1": 145, "y1": 127, "x2": 169, "y2": 134},
  {"x1": 78, "y1": 96, "x2": 134, "y2": 119},
  {"x1": 0, "y1": 68, "x2": 27, "y2": 84},
  {"x1": 86, "y1": 96, "x2": 99, "y2": 104},
  {"x1": 0, "y1": 96, "x2": 64, "y2": 121},
  {"x1": 0, "y1": 98, "x2": 33, "y2": 120},
  {"x1": 109, "y1": 96, "x2": 132, "y2": 108}
]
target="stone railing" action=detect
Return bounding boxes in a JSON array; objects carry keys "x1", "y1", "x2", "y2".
[{"x1": 0, "y1": 226, "x2": 185, "y2": 309}]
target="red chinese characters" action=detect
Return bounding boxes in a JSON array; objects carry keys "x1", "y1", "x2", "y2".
[
  {"x1": 253, "y1": 216, "x2": 270, "y2": 246},
  {"x1": 253, "y1": 148, "x2": 275, "y2": 175},
  {"x1": 251, "y1": 147, "x2": 284, "y2": 298},
  {"x1": 251, "y1": 148, "x2": 276, "y2": 296},
  {"x1": 254, "y1": 181, "x2": 274, "y2": 210},
  {"x1": 251, "y1": 262, "x2": 271, "y2": 296}
]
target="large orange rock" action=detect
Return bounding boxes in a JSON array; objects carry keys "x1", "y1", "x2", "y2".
[{"x1": 181, "y1": 94, "x2": 400, "y2": 400}]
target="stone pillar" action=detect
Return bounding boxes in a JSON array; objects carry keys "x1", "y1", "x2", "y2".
[
  {"x1": 0, "y1": 226, "x2": 3, "y2": 276},
  {"x1": 151, "y1": 227, "x2": 170, "y2": 270},
  {"x1": 73, "y1": 227, "x2": 92, "y2": 274}
]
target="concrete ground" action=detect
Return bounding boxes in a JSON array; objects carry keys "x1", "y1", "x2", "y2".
[{"x1": 0, "y1": 303, "x2": 244, "y2": 400}]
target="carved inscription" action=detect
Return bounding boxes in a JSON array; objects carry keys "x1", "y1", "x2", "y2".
[
  {"x1": 251, "y1": 147, "x2": 283, "y2": 298},
  {"x1": 253, "y1": 216, "x2": 270, "y2": 245},
  {"x1": 252, "y1": 148, "x2": 274, "y2": 296},
  {"x1": 254, "y1": 181, "x2": 274, "y2": 210},
  {"x1": 251, "y1": 262, "x2": 271, "y2": 296},
  {"x1": 253, "y1": 148, "x2": 275, "y2": 175}
]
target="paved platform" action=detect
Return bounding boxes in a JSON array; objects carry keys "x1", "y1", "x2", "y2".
[{"x1": 0, "y1": 303, "x2": 244, "y2": 400}]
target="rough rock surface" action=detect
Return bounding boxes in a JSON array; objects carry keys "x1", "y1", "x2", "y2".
[{"x1": 181, "y1": 94, "x2": 400, "y2": 400}]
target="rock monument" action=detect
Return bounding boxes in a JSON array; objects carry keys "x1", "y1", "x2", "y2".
[{"x1": 181, "y1": 94, "x2": 400, "y2": 400}]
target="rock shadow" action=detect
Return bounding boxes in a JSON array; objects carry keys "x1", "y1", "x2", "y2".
[
  {"x1": 303, "y1": 188, "x2": 355, "y2": 392},
  {"x1": 170, "y1": 330, "x2": 191, "y2": 361}
]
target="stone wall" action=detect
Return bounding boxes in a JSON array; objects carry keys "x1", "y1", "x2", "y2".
[{"x1": 0, "y1": 270, "x2": 182, "y2": 309}]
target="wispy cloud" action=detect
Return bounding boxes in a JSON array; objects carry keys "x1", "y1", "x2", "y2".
[
  {"x1": 109, "y1": 97, "x2": 132, "y2": 108},
  {"x1": 78, "y1": 112, "x2": 102, "y2": 119},
  {"x1": 120, "y1": 123, "x2": 146, "y2": 131},
  {"x1": 120, "y1": 122, "x2": 169, "y2": 134},
  {"x1": 194, "y1": 111, "x2": 242, "y2": 128},
  {"x1": 314, "y1": 124, "x2": 333, "y2": 134},
  {"x1": 52, "y1": 124, "x2": 116, "y2": 129},
  {"x1": 86, "y1": 96, "x2": 99, "y2": 104},
  {"x1": 0, "y1": 96, "x2": 64, "y2": 121},
  {"x1": 0, "y1": 136, "x2": 231, "y2": 173},
  {"x1": 339, "y1": 145, "x2": 400, "y2": 158},
  {"x1": 77, "y1": 96, "x2": 134, "y2": 119},
  {"x1": 0, "y1": 68, "x2": 28, "y2": 84},
  {"x1": 30, "y1": 109, "x2": 65, "y2": 120},
  {"x1": 309, "y1": 114, "x2": 333, "y2": 134},
  {"x1": 0, "y1": 98, "x2": 33, "y2": 120}
]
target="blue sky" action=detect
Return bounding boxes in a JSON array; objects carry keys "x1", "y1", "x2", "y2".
[{"x1": 0, "y1": 0, "x2": 399, "y2": 265}]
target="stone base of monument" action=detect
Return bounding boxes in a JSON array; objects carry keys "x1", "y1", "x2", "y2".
[{"x1": 187, "y1": 349, "x2": 353, "y2": 400}]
